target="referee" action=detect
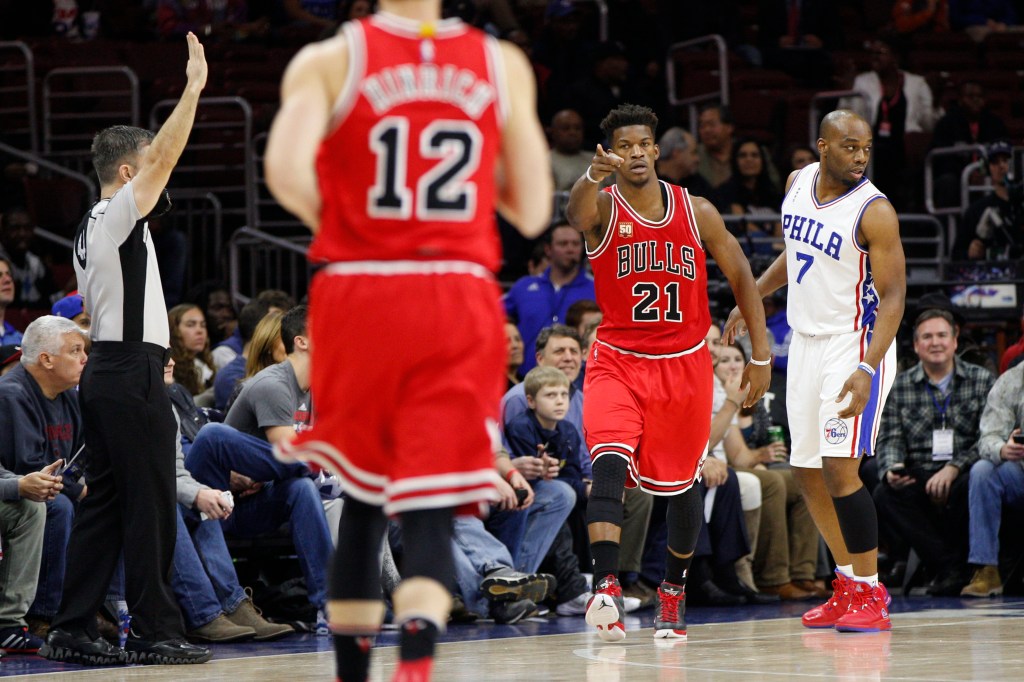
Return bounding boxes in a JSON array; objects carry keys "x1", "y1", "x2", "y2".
[{"x1": 41, "y1": 33, "x2": 211, "y2": 666}]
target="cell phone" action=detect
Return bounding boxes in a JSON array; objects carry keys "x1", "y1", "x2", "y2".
[
  {"x1": 515, "y1": 488, "x2": 529, "y2": 507},
  {"x1": 1012, "y1": 433, "x2": 1024, "y2": 444}
]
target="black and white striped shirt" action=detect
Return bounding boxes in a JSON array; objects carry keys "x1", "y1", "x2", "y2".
[{"x1": 73, "y1": 182, "x2": 169, "y2": 346}]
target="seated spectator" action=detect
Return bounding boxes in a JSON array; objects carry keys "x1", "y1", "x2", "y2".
[
  {"x1": 757, "y1": 0, "x2": 838, "y2": 88},
  {"x1": 891, "y1": 0, "x2": 949, "y2": 39},
  {"x1": 169, "y1": 303, "x2": 216, "y2": 402},
  {"x1": 156, "y1": 0, "x2": 269, "y2": 42},
  {"x1": 0, "y1": 316, "x2": 88, "y2": 634},
  {"x1": 874, "y1": 308, "x2": 993, "y2": 595},
  {"x1": 504, "y1": 226, "x2": 594, "y2": 375},
  {"x1": 185, "y1": 281, "x2": 238, "y2": 357},
  {"x1": 0, "y1": 258, "x2": 22, "y2": 345},
  {"x1": 963, "y1": 354, "x2": 1024, "y2": 596},
  {"x1": 213, "y1": 289, "x2": 293, "y2": 374},
  {"x1": 225, "y1": 311, "x2": 285, "y2": 413},
  {"x1": 999, "y1": 304, "x2": 1024, "y2": 373},
  {"x1": 956, "y1": 140, "x2": 1024, "y2": 260},
  {"x1": 0, "y1": 459, "x2": 58, "y2": 653},
  {"x1": 697, "y1": 104, "x2": 737, "y2": 190},
  {"x1": 50, "y1": 293, "x2": 90, "y2": 331},
  {"x1": 0, "y1": 207, "x2": 58, "y2": 309},
  {"x1": 713, "y1": 138, "x2": 784, "y2": 253},
  {"x1": 162, "y1": 359, "x2": 294, "y2": 642},
  {"x1": 214, "y1": 298, "x2": 283, "y2": 411},
  {"x1": 782, "y1": 144, "x2": 818, "y2": 178},
  {"x1": 548, "y1": 109, "x2": 594, "y2": 192},
  {"x1": 655, "y1": 127, "x2": 714, "y2": 197},
  {"x1": 950, "y1": 0, "x2": 1019, "y2": 41},
  {"x1": 505, "y1": 321, "x2": 525, "y2": 390}
]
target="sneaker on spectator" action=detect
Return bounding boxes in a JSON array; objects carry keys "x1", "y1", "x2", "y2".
[
  {"x1": 315, "y1": 608, "x2": 330, "y2": 636},
  {"x1": 124, "y1": 637, "x2": 212, "y2": 665},
  {"x1": 448, "y1": 593, "x2": 479, "y2": 624},
  {"x1": 491, "y1": 598, "x2": 538, "y2": 624},
  {"x1": 40, "y1": 628, "x2": 126, "y2": 666},
  {"x1": 481, "y1": 567, "x2": 554, "y2": 604},
  {"x1": 653, "y1": 582, "x2": 686, "y2": 640},
  {"x1": 961, "y1": 565, "x2": 1003, "y2": 598},
  {"x1": 585, "y1": 575, "x2": 626, "y2": 643},
  {"x1": 834, "y1": 582, "x2": 892, "y2": 633},
  {"x1": 25, "y1": 615, "x2": 49, "y2": 639},
  {"x1": 555, "y1": 591, "x2": 590, "y2": 616},
  {"x1": 802, "y1": 571, "x2": 854, "y2": 629},
  {"x1": 0, "y1": 626, "x2": 43, "y2": 654},
  {"x1": 313, "y1": 471, "x2": 344, "y2": 500}
]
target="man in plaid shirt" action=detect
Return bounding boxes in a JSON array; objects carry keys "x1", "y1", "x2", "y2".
[{"x1": 873, "y1": 308, "x2": 994, "y2": 596}]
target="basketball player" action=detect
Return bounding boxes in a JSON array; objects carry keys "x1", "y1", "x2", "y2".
[
  {"x1": 567, "y1": 103, "x2": 771, "y2": 642},
  {"x1": 726, "y1": 110, "x2": 905, "y2": 632},
  {"x1": 264, "y1": 1, "x2": 551, "y2": 680}
]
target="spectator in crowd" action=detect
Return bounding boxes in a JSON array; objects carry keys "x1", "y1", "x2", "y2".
[
  {"x1": 956, "y1": 140, "x2": 1023, "y2": 260},
  {"x1": 656, "y1": 127, "x2": 714, "y2": 197},
  {"x1": 549, "y1": 109, "x2": 595, "y2": 192},
  {"x1": 931, "y1": 79, "x2": 1009, "y2": 207},
  {"x1": 697, "y1": 104, "x2": 737, "y2": 190},
  {"x1": 0, "y1": 316, "x2": 88, "y2": 637},
  {"x1": 169, "y1": 303, "x2": 216, "y2": 402},
  {"x1": 50, "y1": 293, "x2": 90, "y2": 331},
  {"x1": 757, "y1": 0, "x2": 839, "y2": 87},
  {"x1": 0, "y1": 207, "x2": 57, "y2": 309},
  {"x1": 504, "y1": 224, "x2": 594, "y2": 375},
  {"x1": 950, "y1": 0, "x2": 1019, "y2": 41},
  {"x1": 157, "y1": 0, "x2": 269, "y2": 42},
  {"x1": 214, "y1": 299, "x2": 277, "y2": 411},
  {"x1": 185, "y1": 281, "x2": 237, "y2": 352},
  {"x1": 505, "y1": 320, "x2": 525, "y2": 390},
  {"x1": 891, "y1": 0, "x2": 950, "y2": 39},
  {"x1": 0, "y1": 258, "x2": 23, "y2": 345},
  {"x1": 212, "y1": 289, "x2": 292, "y2": 378},
  {"x1": 222, "y1": 310, "x2": 285, "y2": 412},
  {"x1": 962, "y1": 354, "x2": 1024, "y2": 596},
  {"x1": 565, "y1": 299, "x2": 601, "y2": 341},
  {"x1": 782, "y1": 144, "x2": 818, "y2": 177},
  {"x1": 839, "y1": 35, "x2": 936, "y2": 210},
  {"x1": 999, "y1": 303, "x2": 1024, "y2": 373},
  {"x1": 874, "y1": 308, "x2": 993, "y2": 595},
  {"x1": 0, "y1": 459, "x2": 59, "y2": 654},
  {"x1": 163, "y1": 358, "x2": 295, "y2": 643},
  {"x1": 714, "y1": 138, "x2": 784, "y2": 252},
  {"x1": 559, "y1": 41, "x2": 645, "y2": 148}
]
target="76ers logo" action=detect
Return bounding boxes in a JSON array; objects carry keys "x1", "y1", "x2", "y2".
[{"x1": 824, "y1": 418, "x2": 848, "y2": 444}]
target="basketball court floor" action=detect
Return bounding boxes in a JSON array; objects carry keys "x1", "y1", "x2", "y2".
[{"x1": 1, "y1": 595, "x2": 1021, "y2": 680}]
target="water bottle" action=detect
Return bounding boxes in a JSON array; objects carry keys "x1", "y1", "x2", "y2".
[{"x1": 116, "y1": 600, "x2": 130, "y2": 649}]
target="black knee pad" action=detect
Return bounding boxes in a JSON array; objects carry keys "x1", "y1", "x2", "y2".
[
  {"x1": 587, "y1": 455, "x2": 629, "y2": 526},
  {"x1": 332, "y1": 498, "x2": 388, "y2": 600},
  {"x1": 833, "y1": 486, "x2": 878, "y2": 554},
  {"x1": 397, "y1": 508, "x2": 454, "y2": 586},
  {"x1": 665, "y1": 486, "x2": 703, "y2": 554}
]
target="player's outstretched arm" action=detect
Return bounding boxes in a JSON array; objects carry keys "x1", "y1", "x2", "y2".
[
  {"x1": 496, "y1": 42, "x2": 551, "y2": 239},
  {"x1": 265, "y1": 40, "x2": 338, "y2": 232},
  {"x1": 836, "y1": 198, "x2": 905, "y2": 419},
  {"x1": 566, "y1": 144, "x2": 620, "y2": 249},
  {"x1": 695, "y1": 196, "x2": 771, "y2": 406}
]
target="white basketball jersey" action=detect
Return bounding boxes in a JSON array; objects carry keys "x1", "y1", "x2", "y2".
[{"x1": 782, "y1": 163, "x2": 887, "y2": 336}]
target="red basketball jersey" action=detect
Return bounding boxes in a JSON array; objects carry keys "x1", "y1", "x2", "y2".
[
  {"x1": 588, "y1": 182, "x2": 711, "y2": 354},
  {"x1": 310, "y1": 13, "x2": 506, "y2": 271}
]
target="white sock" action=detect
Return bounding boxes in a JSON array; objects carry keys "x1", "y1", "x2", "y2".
[
  {"x1": 854, "y1": 573, "x2": 879, "y2": 587},
  {"x1": 836, "y1": 564, "x2": 854, "y2": 579}
]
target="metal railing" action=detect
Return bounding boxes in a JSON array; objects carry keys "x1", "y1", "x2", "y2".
[
  {"x1": 0, "y1": 140, "x2": 97, "y2": 202},
  {"x1": 161, "y1": 190, "x2": 224, "y2": 290},
  {"x1": 573, "y1": 0, "x2": 609, "y2": 42},
  {"x1": 665, "y1": 35, "x2": 730, "y2": 134},
  {"x1": 228, "y1": 227, "x2": 312, "y2": 307},
  {"x1": 0, "y1": 41, "x2": 37, "y2": 152}
]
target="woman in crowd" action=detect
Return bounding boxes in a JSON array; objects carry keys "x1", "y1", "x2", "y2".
[{"x1": 170, "y1": 303, "x2": 217, "y2": 404}]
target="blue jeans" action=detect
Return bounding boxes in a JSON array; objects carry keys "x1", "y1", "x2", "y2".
[
  {"x1": 968, "y1": 459, "x2": 1024, "y2": 566},
  {"x1": 184, "y1": 423, "x2": 331, "y2": 610},
  {"x1": 486, "y1": 479, "x2": 574, "y2": 574},
  {"x1": 29, "y1": 494, "x2": 74, "y2": 619},
  {"x1": 170, "y1": 505, "x2": 247, "y2": 631},
  {"x1": 452, "y1": 517, "x2": 516, "y2": 617}
]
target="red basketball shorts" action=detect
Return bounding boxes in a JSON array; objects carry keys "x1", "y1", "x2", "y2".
[
  {"x1": 583, "y1": 340, "x2": 713, "y2": 495},
  {"x1": 276, "y1": 262, "x2": 504, "y2": 516}
]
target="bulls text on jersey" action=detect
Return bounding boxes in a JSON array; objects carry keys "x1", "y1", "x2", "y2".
[{"x1": 616, "y1": 241, "x2": 696, "y2": 280}]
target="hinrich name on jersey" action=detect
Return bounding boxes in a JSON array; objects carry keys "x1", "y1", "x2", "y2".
[
  {"x1": 362, "y1": 64, "x2": 496, "y2": 118},
  {"x1": 782, "y1": 214, "x2": 843, "y2": 260},
  {"x1": 616, "y1": 241, "x2": 696, "y2": 280}
]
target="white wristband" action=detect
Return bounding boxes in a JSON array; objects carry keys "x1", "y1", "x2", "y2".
[
  {"x1": 585, "y1": 167, "x2": 600, "y2": 184},
  {"x1": 857, "y1": 362, "x2": 876, "y2": 377},
  {"x1": 749, "y1": 357, "x2": 771, "y2": 366}
]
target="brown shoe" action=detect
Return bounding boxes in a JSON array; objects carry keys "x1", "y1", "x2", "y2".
[
  {"x1": 25, "y1": 615, "x2": 50, "y2": 639},
  {"x1": 186, "y1": 614, "x2": 257, "y2": 643},
  {"x1": 621, "y1": 581, "x2": 658, "y2": 609},
  {"x1": 791, "y1": 579, "x2": 832, "y2": 599},
  {"x1": 226, "y1": 598, "x2": 295, "y2": 641},
  {"x1": 960, "y1": 565, "x2": 1003, "y2": 598},
  {"x1": 758, "y1": 582, "x2": 815, "y2": 600}
]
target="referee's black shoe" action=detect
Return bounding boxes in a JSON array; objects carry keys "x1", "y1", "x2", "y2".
[
  {"x1": 40, "y1": 628, "x2": 127, "y2": 665},
  {"x1": 124, "y1": 637, "x2": 212, "y2": 665}
]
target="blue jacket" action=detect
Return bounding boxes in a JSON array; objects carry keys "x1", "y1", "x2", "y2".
[{"x1": 504, "y1": 409, "x2": 587, "y2": 502}]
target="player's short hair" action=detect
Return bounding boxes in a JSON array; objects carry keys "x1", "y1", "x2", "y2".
[
  {"x1": 91, "y1": 125, "x2": 154, "y2": 185},
  {"x1": 913, "y1": 309, "x2": 958, "y2": 338},
  {"x1": 535, "y1": 324, "x2": 581, "y2": 357},
  {"x1": 523, "y1": 365, "x2": 570, "y2": 399},
  {"x1": 600, "y1": 104, "x2": 658, "y2": 143}
]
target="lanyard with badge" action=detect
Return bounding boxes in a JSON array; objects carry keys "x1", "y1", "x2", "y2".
[{"x1": 926, "y1": 384, "x2": 954, "y2": 461}]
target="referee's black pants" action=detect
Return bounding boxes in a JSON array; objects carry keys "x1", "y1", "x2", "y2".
[{"x1": 52, "y1": 342, "x2": 184, "y2": 641}]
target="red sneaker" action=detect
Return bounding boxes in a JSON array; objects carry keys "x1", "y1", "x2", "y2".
[
  {"x1": 801, "y1": 571, "x2": 854, "y2": 629},
  {"x1": 585, "y1": 575, "x2": 626, "y2": 643},
  {"x1": 391, "y1": 657, "x2": 433, "y2": 682},
  {"x1": 835, "y1": 582, "x2": 892, "y2": 633}
]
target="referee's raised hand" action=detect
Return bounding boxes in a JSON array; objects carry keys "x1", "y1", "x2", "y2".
[{"x1": 184, "y1": 31, "x2": 208, "y2": 92}]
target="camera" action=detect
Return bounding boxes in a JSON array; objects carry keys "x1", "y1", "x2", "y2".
[{"x1": 515, "y1": 488, "x2": 529, "y2": 507}]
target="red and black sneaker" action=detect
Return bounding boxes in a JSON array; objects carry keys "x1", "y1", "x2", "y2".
[
  {"x1": 653, "y1": 582, "x2": 687, "y2": 640},
  {"x1": 585, "y1": 575, "x2": 626, "y2": 642}
]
